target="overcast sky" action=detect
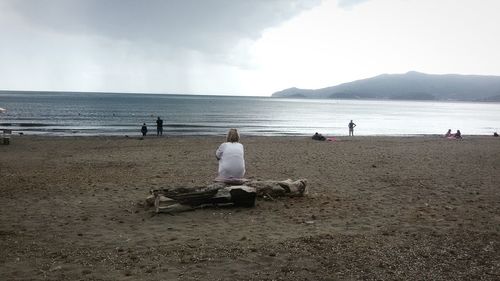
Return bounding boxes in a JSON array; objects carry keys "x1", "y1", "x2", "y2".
[{"x1": 1, "y1": 0, "x2": 499, "y2": 96}]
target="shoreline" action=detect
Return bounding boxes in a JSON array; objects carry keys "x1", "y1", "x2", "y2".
[{"x1": 4, "y1": 133, "x2": 498, "y2": 139}]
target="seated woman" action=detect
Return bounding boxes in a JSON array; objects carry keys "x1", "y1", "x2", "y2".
[
  {"x1": 454, "y1": 130, "x2": 462, "y2": 139},
  {"x1": 215, "y1": 128, "x2": 246, "y2": 183},
  {"x1": 444, "y1": 129, "x2": 452, "y2": 138}
]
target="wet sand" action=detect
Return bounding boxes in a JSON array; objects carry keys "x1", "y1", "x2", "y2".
[{"x1": 1, "y1": 135, "x2": 499, "y2": 280}]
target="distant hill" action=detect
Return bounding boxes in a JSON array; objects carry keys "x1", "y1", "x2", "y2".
[{"x1": 272, "y1": 71, "x2": 500, "y2": 101}]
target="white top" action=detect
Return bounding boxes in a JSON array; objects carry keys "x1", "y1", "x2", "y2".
[{"x1": 215, "y1": 142, "x2": 245, "y2": 179}]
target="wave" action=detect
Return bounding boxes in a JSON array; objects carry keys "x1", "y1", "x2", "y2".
[{"x1": 0, "y1": 122, "x2": 57, "y2": 127}]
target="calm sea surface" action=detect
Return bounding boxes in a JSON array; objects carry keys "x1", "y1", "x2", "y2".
[{"x1": 0, "y1": 91, "x2": 499, "y2": 136}]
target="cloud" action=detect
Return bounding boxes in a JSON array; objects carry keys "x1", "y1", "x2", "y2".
[
  {"x1": 0, "y1": 0, "x2": 323, "y2": 94},
  {"x1": 337, "y1": 0, "x2": 370, "y2": 8},
  {"x1": 4, "y1": 0, "x2": 321, "y2": 58}
]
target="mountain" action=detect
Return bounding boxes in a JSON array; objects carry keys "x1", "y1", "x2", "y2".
[{"x1": 271, "y1": 71, "x2": 500, "y2": 101}]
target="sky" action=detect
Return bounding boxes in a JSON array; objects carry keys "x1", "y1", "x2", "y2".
[{"x1": 1, "y1": 0, "x2": 500, "y2": 96}]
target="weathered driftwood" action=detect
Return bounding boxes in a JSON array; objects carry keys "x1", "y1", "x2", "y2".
[
  {"x1": 149, "y1": 185, "x2": 256, "y2": 213},
  {"x1": 147, "y1": 179, "x2": 307, "y2": 213},
  {"x1": 246, "y1": 179, "x2": 307, "y2": 198}
]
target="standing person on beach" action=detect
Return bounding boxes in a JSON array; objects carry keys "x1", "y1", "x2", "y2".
[
  {"x1": 141, "y1": 123, "x2": 148, "y2": 136},
  {"x1": 215, "y1": 128, "x2": 245, "y2": 182},
  {"x1": 348, "y1": 120, "x2": 356, "y2": 136},
  {"x1": 156, "y1": 116, "x2": 163, "y2": 136}
]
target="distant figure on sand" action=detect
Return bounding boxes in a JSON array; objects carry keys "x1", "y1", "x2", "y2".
[
  {"x1": 141, "y1": 123, "x2": 148, "y2": 136},
  {"x1": 454, "y1": 130, "x2": 462, "y2": 139},
  {"x1": 444, "y1": 129, "x2": 452, "y2": 137},
  {"x1": 156, "y1": 116, "x2": 163, "y2": 136},
  {"x1": 348, "y1": 120, "x2": 356, "y2": 136},
  {"x1": 312, "y1": 132, "x2": 326, "y2": 141},
  {"x1": 494, "y1": 132, "x2": 499, "y2": 137},
  {"x1": 215, "y1": 128, "x2": 245, "y2": 182}
]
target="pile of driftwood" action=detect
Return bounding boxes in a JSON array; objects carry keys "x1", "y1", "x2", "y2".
[{"x1": 147, "y1": 179, "x2": 307, "y2": 213}]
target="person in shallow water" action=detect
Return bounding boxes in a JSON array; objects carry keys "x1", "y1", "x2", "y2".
[
  {"x1": 215, "y1": 128, "x2": 245, "y2": 182},
  {"x1": 156, "y1": 116, "x2": 163, "y2": 136}
]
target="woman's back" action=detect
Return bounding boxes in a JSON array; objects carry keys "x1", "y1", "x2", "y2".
[{"x1": 216, "y1": 142, "x2": 245, "y2": 179}]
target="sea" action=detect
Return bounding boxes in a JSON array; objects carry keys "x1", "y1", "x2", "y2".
[{"x1": 0, "y1": 91, "x2": 499, "y2": 137}]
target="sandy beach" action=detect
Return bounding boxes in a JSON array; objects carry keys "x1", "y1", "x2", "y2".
[{"x1": 0, "y1": 135, "x2": 499, "y2": 280}]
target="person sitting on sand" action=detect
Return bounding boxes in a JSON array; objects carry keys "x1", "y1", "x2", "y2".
[
  {"x1": 312, "y1": 132, "x2": 326, "y2": 141},
  {"x1": 215, "y1": 128, "x2": 245, "y2": 182},
  {"x1": 141, "y1": 123, "x2": 148, "y2": 136},
  {"x1": 454, "y1": 130, "x2": 462, "y2": 139},
  {"x1": 444, "y1": 129, "x2": 452, "y2": 137},
  {"x1": 494, "y1": 132, "x2": 499, "y2": 137}
]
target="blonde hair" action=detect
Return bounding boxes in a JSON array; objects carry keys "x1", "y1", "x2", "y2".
[{"x1": 226, "y1": 128, "x2": 240, "y2": 143}]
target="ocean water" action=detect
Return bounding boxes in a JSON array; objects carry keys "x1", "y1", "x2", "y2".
[{"x1": 0, "y1": 91, "x2": 499, "y2": 136}]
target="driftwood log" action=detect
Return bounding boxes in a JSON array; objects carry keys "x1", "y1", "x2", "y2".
[{"x1": 147, "y1": 179, "x2": 307, "y2": 213}]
